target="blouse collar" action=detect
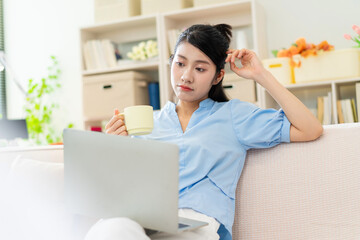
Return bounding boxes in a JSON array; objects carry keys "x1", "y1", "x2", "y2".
[{"x1": 165, "y1": 98, "x2": 215, "y2": 113}]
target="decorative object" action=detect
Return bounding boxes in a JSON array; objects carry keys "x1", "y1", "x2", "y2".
[
  {"x1": 94, "y1": 0, "x2": 141, "y2": 23},
  {"x1": 141, "y1": 0, "x2": 192, "y2": 15},
  {"x1": 343, "y1": 24, "x2": 360, "y2": 48},
  {"x1": 264, "y1": 48, "x2": 360, "y2": 85},
  {"x1": 267, "y1": 38, "x2": 335, "y2": 84},
  {"x1": 127, "y1": 40, "x2": 158, "y2": 61}
]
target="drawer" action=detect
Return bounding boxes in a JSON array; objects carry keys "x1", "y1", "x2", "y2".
[{"x1": 83, "y1": 71, "x2": 150, "y2": 120}]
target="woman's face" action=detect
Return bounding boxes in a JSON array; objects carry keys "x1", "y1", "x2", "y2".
[{"x1": 171, "y1": 42, "x2": 221, "y2": 104}]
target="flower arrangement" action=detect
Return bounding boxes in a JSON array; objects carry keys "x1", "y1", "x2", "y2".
[
  {"x1": 272, "y1": 38, "x2": 334, "y2": 67},
  {"x1": 127, "y1": 40, "x2": 158, "y2": 61},
  {"x1": 344, "y1": 24, "x2": 360, "y2": 48}
]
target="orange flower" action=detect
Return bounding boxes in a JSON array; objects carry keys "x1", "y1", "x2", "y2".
[
  {"x1": 289, "y1": 45, "x2": 299, "y2": 55},
  {"x1": 275, "y1": 38, "x2": 334, "y2": 62},
  {"x1": 277, "y1": 49, "x2": 291, "y2": 58},
  {"x1": 295, "y1": 38, "x2": 306, "y2": 53},
  {"x1": 316, "y1": 40, "x2": 334, "y2": 51}
]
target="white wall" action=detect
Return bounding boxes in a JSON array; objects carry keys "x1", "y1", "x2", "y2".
[
  {"x1": 257, "y1": 0, "x2": 360, "y2": 57},
  {"x1": 4, "y1": 0, "x2": 94, "y2": 130},
  {"x1": 4, "y1": 0, "x2": 360, "y2": 130}
]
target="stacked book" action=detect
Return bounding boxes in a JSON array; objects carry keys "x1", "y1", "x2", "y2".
[
  {"x1": 336, "y1": 82, "x2": 360, "y2": 124},
  {"x1": 336, "y1": 98, "x2": 357, "y2": 123},
  {"x1": 336, "y1": 82, "x2": 360, "y2": 123},
  {"x1": 317, "y1": 83, "x2": 360, "y2": 124},
  {"x1": 83, "y1": 39, "x2": 118, "y2": 70},
  {"x1": 317, "y1": 92, "x2": 333, "y2": 125}
]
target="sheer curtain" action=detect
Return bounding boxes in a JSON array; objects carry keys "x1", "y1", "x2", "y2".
[{"x1": 0, "y1": 0, "x2": 6, "y2": 119}]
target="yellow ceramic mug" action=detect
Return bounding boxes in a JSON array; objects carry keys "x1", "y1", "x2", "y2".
[{"x1": 119, "y1": 105, "x2": 154, "y2": 135}]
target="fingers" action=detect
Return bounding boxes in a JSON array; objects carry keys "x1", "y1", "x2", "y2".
[
  {"x1": 114, "y1": 125, "x2": 128, "y2": 136},
  {"x1": 225, "y1": 49, "x2": 242, "y2": 63},
  {"x1": 105, "y1": 110, "x2": 124, "y2": 131},
  {"x1": 104, "y1": 108, "x2": 128, "y2": 135},
  {"x1": 106, "y1": 118, "x2": 126, "y2": 134},
  {"x1": 105, "y1": 115, "x2": 120, "y2": 130},
  {"x1": 225, "y1": 48, "x2": 250, "y2": 63}
]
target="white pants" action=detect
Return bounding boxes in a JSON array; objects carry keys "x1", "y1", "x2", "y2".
[{"x1": 85, "y1": 209, "x2": 220, "y2": 240}]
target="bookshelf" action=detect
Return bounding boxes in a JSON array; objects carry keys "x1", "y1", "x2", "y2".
[{"x1": 80, "y1": 0, "x2": 267, "y2": 130}]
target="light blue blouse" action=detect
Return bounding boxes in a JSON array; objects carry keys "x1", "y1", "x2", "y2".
[{"x1": 138, "y1": 98, "x2": 291, "y2": 236}]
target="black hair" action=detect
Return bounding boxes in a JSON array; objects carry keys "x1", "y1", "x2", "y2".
[{"x1": 169, "y1": 24, "x2": 232, "y2": 102}]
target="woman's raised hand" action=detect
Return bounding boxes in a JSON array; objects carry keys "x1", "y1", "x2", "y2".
[
  {"x1": 225, "y1": 48, "x2": 266, "y2": 82},
  {"x1": 105, "y1": 108, "x2": 128, "y2": 136}
]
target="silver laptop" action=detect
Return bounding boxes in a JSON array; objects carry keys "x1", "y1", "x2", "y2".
[{"x1": 63, "y1": 129, "x2": 207, "y2": 234}]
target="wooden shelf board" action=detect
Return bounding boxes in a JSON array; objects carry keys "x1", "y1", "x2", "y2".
[
  {"x1": 163, "y1": 0, "x2": 252, "y2": 20},
  {"x1": 83, "y1": 61, "x2": 159, "y2": 76},
  {"x1": 81, "y1": 14, "x2": 157, "y2": 33},
  {"x1": 284, "y1": 77, "x2": 360, "y2": 89}
]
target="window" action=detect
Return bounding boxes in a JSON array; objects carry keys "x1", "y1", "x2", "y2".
[{"x1": 0, "y1": 0, "x2": 5, "y2": 119}]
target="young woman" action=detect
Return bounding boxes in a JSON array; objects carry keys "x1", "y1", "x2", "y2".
[{"x1": 100, "y1": 24, "x2": 323, "y2": 240}]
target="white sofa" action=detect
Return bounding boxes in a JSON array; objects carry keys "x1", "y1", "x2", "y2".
[{"x1": 1, "y1": 123, "x2": 360, "y2": 240}]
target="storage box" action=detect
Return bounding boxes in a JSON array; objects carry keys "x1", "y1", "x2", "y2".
[
  {"x1": 83, "y1": 71, "x2": 151, "y2": 120},
  {"x1": 193, "y1": 0, "x2": 236, "y2": 7},
  {"x1": 262, "y1": 57, "x2": 294, "y2": 85},
  {"x1": 141, "y1": 0, "x2": 193, "y2": 15},
  {"x1": 95, "y1": 0, "x2": 140, "y2": 23},
  {"x1": 294, "y1": 48, "x2": 360, "y2": 83},
  {"x1": 223, "y1": 73, "x2": 256, "y2": 103}
]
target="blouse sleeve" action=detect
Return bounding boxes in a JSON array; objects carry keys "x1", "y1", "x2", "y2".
[{"x1": 230, "y1": 99, "x2": 291, "y2": 150}]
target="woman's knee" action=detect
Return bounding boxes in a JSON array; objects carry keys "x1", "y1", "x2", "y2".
[{"x1": 85, "y1": 217, "x2": 150, "y2": 240}]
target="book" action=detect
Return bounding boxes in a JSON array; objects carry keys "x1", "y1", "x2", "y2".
[
  {"x1": 90, "y1": 126, "x2": 102, "y2": 132},
  {"x1": 101, "y1": 39, "x2": 117, "y2": 68},
  {"x1": 341, "y1": 99, "x2": 354, "y2": 123},
  {"x1": 94, "y1": 40, "x2": 108, "y2": 69},
  {"x1": 351, "y1": 98, "x2": 358, "y2": 122},
  {"x1": 327, "y1": 91, "x2": 333, "y2": 124},
  {"x1": 89, "y1": 40, "x2": 102, "y2": 69},
  {"x1": 356, "y1": 82, "x2": 360, "y2": 121},
  {"x1": 322, "y1": 94, "x2": 332, "y2": 125},
  {"x1": 336, "y1": 100, "x2": 344, "y2": 124},
  {"x1": 317, "y1": 96, "x2": 324, "y2": 124},
  {"x1": 148, "y1": 82, "x2": 160, "y2": 110},
  {"x1": 83, "y1": 41, "x2": 95, "y2": 70}
]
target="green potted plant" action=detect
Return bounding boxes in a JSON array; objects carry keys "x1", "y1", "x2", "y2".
[{"x1": 24, "y1": 56, "x2": 73, "y2": 145}]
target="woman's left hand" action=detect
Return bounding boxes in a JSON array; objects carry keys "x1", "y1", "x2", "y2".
[{"x1": 225, "y1": 48, "x2": 266, "y2": 82}]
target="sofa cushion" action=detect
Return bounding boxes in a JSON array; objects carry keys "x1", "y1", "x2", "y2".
[
  {"x1": 0, "y1": 156, "x2": 98, "y2": 240},
  {"x1": 0, "y1": 156, "x2": 74, "y2": 240},
  {"x1": 233, "y1": 123, "x2": 360, "y2": 239}
]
